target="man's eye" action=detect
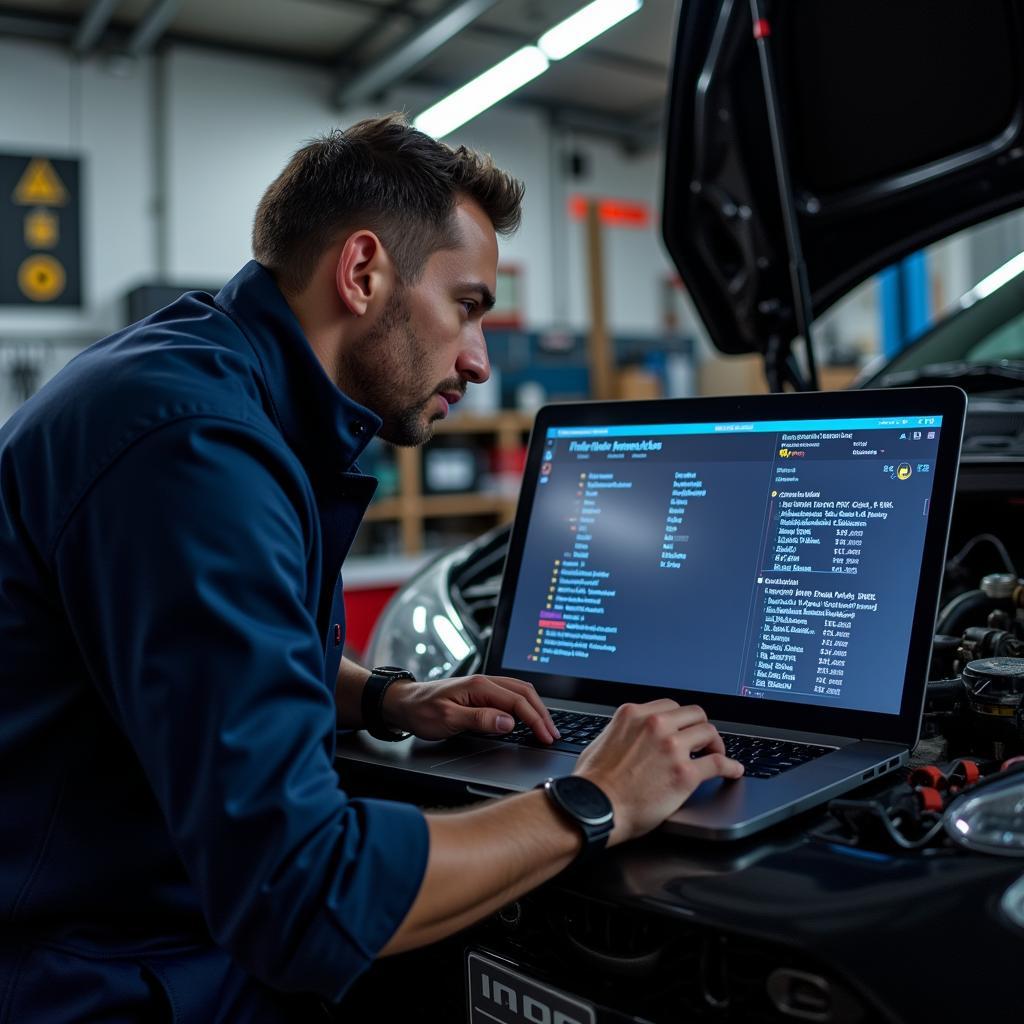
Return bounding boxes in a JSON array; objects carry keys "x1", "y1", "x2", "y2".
[{"x1": 460, "y1": 300, "x2": 477, "y2": 315}]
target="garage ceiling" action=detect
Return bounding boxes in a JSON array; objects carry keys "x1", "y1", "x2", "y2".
[{"x1": 0, "y1": 0, "x2": 677, "y2": 148}]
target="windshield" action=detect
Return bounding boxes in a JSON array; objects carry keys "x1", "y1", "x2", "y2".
[{"x1": 879, "y1": 257, "x2": 1024, "y2": 377}]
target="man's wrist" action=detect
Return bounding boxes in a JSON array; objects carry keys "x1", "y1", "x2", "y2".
[
  {"x1": 537, "y1": 776, "x2": 614, "y2": 865},
  {"x1": 574, "y1": 770, "x2": 628, "y2": 847},
  {"x1": 380, "y1": 679, "x2": 417, "y2": 730},
  {"x1": 361, "y1": 666, "x2": 415, "y2": 741},
  {"x1": 531, "y1": 788, "x2": 586, "y2": 858}
]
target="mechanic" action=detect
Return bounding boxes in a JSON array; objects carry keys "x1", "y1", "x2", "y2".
[{"x1": 0, "y1": 114, "x2": 743, "y2": 1021}]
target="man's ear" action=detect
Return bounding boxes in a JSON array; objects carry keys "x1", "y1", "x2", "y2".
[{"x1": 335, "y1": 230, "x2": 392, "y2": 316}]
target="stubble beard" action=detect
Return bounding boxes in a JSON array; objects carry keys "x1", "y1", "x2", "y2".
[{"x1": 338, "y1": 290, "x2": 462, "y2": 448}]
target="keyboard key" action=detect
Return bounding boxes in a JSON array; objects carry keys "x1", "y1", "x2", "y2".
[
  {"x1": 719, "y1": 732, "x2": 834, "y2": 777},
  {"x1": 492, "y1": 715, "x2": 834, "y2": 779},
  {"x1": 493, "y1": 710, "x2": 608, "y2": 752}
]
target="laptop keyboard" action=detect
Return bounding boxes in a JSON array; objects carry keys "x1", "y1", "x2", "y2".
[
  {"x1": 720, "y1": 734, "x2": 835, "y2": 778},
  {"x1": 497, "y1": 709, "x2": 835, "y2": 778},
  {"x1": 500, "y1": 709, "x2": 611, "y2": 754}
]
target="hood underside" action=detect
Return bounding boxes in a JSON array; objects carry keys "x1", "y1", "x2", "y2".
[{"x1": 662, "y1": 0, "x2": 1024, "y2": 356}]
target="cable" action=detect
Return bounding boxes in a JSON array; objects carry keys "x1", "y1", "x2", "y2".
[
  {"x1": 947, "y1": 533, "x2": 1016, "y2": 576},
  {"x1": 936, "y1": 588, "x2": 988, "y2": 637}
]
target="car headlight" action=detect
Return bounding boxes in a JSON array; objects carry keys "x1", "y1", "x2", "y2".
[
  {"x1": 365, "y1": 544, "x2": 478, "y2": 680},
  {"x1": 944, "y1": 770, "x2": 1024, "y2": 856},
  {"x1": 1001, "y1": 873, "x2": 1024, "y2": 931}
]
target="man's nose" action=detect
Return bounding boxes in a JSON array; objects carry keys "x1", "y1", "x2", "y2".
[{"x1": 456, "y1": 328, "x2": 490, "y2": 384}]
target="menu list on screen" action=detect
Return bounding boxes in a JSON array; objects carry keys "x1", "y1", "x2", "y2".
[{"x1": 500, "y1": 416, "x2": 941, "y2": 715}]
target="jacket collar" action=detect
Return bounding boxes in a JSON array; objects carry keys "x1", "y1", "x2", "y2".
[{"x1": 214, "y1": 260, "x2": 382, "y2": 476}]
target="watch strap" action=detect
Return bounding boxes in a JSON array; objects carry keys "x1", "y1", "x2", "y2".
[
  {"x1": 361, "y1": 666, "x2": 415, "y2": 741},
  {"x1": 538, "y1": 776, "x2": 614, "y2": 866}
]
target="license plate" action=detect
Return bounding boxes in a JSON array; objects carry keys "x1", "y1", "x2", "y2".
[{"x1": 466, "y1": 950, "x2": 596, "y2": 1024}]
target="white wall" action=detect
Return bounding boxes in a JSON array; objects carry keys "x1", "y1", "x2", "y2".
[
  {"x1": 159, "y1": 46, "x2": 676, "y2": 337},
  {"x1": 5, "y1": 34, "x2": 1021, "y2": 419},
  {"x1": 0, "y1": 38, "x2": 674, "y2": 349},
  {"x1": 436, "y1": 102, "x2": 559, "y2": 328},
  {"x1": 163, "y1": 47, "x2": 339, "y2": 281}
]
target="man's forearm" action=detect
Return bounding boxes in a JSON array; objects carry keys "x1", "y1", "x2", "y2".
[
  {"x1": 335, "y1": 656, "x2": 371, "y2": 729},
  {"x1": 380, "y1": 790, "x2": 583, "y2": 955},
  {"x1": 334, "y1": 660, "x2": 581, "y2": 949}
]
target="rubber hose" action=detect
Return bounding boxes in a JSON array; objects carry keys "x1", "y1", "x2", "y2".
[{"x1": 935, "y1": 589, "x2": 990, "y2": 637}]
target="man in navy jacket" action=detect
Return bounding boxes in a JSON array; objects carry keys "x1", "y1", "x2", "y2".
[{"x1": 0, "y1": 115, "x2": 741, "y2": 1020}]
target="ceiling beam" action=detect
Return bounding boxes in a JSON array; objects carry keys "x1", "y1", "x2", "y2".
[
  {"x1": 0, "y1": 9, "x2": 73, "y2": 42},
  {"x1": 334, "y1": 0, "x2": 419, "y2": 70},
  {"x1": 71, "y1": 0, "x2": 120, "y2": 55},
  {"x1": 125, "y1": 0, "x2": 182, "y2": 57},
  {"x1": 0, "y1": 7, "x2": 663, "y2": 151},
  {"x1": 335, "y1": 0, "x2": 501, "y2": 109}
]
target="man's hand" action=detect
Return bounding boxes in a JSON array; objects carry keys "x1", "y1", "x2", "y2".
[
  {"x1": 381, "y1": 675, "x2": 560, "y2": 743},
  {"x1": 380, "y1": 697, "x2": 745, "y2": 955},
  {"x1": 574, "y1": 700, "x2": 744, "y2": 845}
]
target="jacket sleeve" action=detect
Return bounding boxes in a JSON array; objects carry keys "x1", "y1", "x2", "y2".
[{"x1": 52, "y1": 415, "x2": 428, "y2": 1000}]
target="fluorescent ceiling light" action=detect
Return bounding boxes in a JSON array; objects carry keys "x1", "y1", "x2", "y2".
[
  {"x1": 414, "y1": 45, "x2": 549, "y2": 138},
  {"x1": 414, "y1": 1, "x2": 643, "y2": 137},
  {"x1": 538, "y1": 0, "x2": 643, "y2": 61}
]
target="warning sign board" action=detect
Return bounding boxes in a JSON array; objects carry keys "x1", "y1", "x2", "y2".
[
  {"x1": 14, "y1": 158, "x2": 70, "y2": 207},
  {"x1": 18, "y1": 254, "x2": 66, "y2": 302},
  {"x1": 0, "y1": 154, "x2": 81, "y2": 307}
]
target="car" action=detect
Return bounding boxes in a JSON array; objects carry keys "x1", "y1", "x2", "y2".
[
  {"x1": 367, "y1": 240, "x2": 1024, "y2": 681},
  {"x1": 351, "y1": 3, "x2": 1024, "y2": 1020},
  {"x1": 369, "y1": 0, "x2": 1024, "y2": 681},
  {"x1": 859, "y1": 249, "x2": 1024, "y2": 395}
]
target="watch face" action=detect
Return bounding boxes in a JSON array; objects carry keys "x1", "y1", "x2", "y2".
[{"x1": 554, "y1": 776, "x2": 613, "y2": 825}]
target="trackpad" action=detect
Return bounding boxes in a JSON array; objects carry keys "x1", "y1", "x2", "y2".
[{"x1": 445, "y1": 747, "x2": 579, "y2": 789}]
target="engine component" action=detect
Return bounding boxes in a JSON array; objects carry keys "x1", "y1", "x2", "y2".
[
  {"x1": 981, "y1": 572, "x2": 1020, "y2": 600},
  {"x1": 925, "y1": 563, "x2": 1024, "y2": 758},
  {"x1": 959, "y1": 625, "x2": 1024, "y2": 662},
  {"x1": 935, "y1": 587, "x2": 991, "y2": 637},
  {"x1": 962, "y1": 658, "x2": 1024, "y2": 760}
]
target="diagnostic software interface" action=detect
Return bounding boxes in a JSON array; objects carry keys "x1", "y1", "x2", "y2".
[{"x1": 499, "y1": 415, "x2": 943, "y2": 715}]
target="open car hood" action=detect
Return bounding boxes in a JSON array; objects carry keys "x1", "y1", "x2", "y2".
[{"x1": 662, "y1": 0, "x2": 1024, "y2": 364}]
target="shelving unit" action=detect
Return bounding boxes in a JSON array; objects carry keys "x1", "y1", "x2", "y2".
[{"x1": 363, "y1": 411, "x2": 534, "y2": 554}]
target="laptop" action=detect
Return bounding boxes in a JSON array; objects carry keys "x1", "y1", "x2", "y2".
[{"x1": 336, "y1": 386, "x2": 966, "y2": 839}]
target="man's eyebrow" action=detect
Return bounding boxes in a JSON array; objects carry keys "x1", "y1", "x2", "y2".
[{"x1": 458, "y1": 282, "x2": 496, "y2": 311}]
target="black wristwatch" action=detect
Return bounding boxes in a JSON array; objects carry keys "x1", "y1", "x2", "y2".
[
  {"x1": 537, "y1": 776, "x2": 614, "y2": 865},
  {"x1": 361, "y1": 666, "x2": 415, "y2": 741}
]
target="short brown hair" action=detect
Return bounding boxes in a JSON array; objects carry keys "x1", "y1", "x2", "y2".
[{"x1": 252, "y1": 113, "x2": 524, "y2": 294}]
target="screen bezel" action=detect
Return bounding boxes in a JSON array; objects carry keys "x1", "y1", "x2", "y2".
[{"x1": 484, "y1": 387, "x2": 967, "y2": 745}]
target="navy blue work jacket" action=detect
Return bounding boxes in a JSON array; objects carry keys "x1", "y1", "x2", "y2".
[{"x1": 0, "y1": 261, "x2": 429, "y2": 1020}]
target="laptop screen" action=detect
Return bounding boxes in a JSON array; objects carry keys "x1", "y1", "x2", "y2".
[{"x1": 496, "y1": 413, "x2": 944, "y2": 717}]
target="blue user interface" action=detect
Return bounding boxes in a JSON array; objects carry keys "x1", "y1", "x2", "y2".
[{"x1": 500, "y1": 415, "x2": 943, "y2": 715}]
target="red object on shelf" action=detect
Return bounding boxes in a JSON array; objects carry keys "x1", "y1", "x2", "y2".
[
  {"x1": 343, "y1": 585, "x2": 401, "y2": 658},
  {"x1": 568, "y1": 195, "x2": 651, "y2": 228},
  {"x1": 490, "y1": 444, "x2": 527, "y2": 476}
]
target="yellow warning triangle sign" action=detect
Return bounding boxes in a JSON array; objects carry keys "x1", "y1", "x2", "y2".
[{"x1": 13, "y1": 158, "x2": 69, "y2": 207}]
